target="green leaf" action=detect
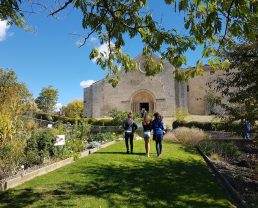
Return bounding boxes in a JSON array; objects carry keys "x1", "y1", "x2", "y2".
[
  {"x1": 198, "y1": 4, "x2": 207, "y2": 13},
  {"x1": 221, "y1": 60, "x2": 231, "y2": 69}
]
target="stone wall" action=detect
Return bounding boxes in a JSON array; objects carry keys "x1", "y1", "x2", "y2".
[
  {"x1": 84, "y1": 55, "x2": 177, "y2": 117},
  {"x1": 187, "y1": 72, "x2": 208, "y2": 115},
  {"x1": 187, "y1": 67, "x2": 224, "y2": 115},
  {"x1": 175, "y1": 80, "x2": 188, "y2": 111},
  {"x1": 84, "y1": 85, "x2": 93, "y2": 117},
  {"x1": 83, "y1": 55, "x2": 224, "y2": 118},
  {"x1": 84, "y1": 80, "x2": 105, "y2": 117}
]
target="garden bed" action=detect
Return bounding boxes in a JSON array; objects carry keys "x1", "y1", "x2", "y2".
[
  {"x1": 199, "y1": 139, "x2": 258, "y2": 208},
  {"x1": 0, "y1": 141, "x2": 115, "y2": 191}
]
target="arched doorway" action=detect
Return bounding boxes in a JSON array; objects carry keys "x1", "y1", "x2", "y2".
[{"x1": 131, "y1": 90, "x2": 156, "y2": 114}]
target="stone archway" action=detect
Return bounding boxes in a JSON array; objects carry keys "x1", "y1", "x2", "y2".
[{"x1": 131, "y1": 90, "x2": 156, "y2": 114}]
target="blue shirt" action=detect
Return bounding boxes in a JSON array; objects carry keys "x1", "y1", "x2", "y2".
[{"x1": 152, "y1": 119, "x2": 164, "y2": 136}]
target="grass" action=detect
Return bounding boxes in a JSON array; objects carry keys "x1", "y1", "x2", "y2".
[{"x1": 0, "y1": 141, "x2": 236, "y2": 208}]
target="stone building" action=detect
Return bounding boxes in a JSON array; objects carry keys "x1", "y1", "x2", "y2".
[{"x1": 84, "y1": 54, "x2": 216, "y2": 118}]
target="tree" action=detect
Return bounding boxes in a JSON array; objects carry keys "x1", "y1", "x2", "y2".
[
  {"x1": 0, "y1": 68, "x2": 32, "y2": 116},
  {"x1": 0, "y1": 69, "x2": 32, "y2": 179},
  {"x1": 1, "y1": 1, "x2": 258, "y2": 86},
  {"x1": 63, "y1": 99, "x2": 84, "y2": 118},
  {"x1": 213, "y1": 39, "x2": 258, "y2": 126},
  {"x1": 0, "y1": 0, "x2": 27, "y2": 28},
  {"x1": 35, "y1": 86, "x2": 58, "y2": 114}
]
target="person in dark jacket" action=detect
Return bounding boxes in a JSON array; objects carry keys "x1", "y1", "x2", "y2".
[
  {"x1": 152, "y1": 112, "x2": 164, "y2": 157},
  {"x1": 142, "y1": 114, "x2": 152, "y2": 157},
  {"x1": 241, "y1": 119, "x2": 251, "y2": 140},
  {"x1": 123, "y1": 112, "x2": 138, "y2": 154}
]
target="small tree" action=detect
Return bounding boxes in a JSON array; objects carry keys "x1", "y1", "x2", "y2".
[
  {"x1": 214, "y1": 39, "x2": 258, "y2": 127},
  {"x1": 109, "y1": 109, "x2": 128, "y2": 125},
  {"x1": 35, "y1": 86, "x2": 58, "y2": 114},
  {"x1": 0, "y1": 69, "x2": 32, "y2": 179},
  {"x1": 63, "y1": 99, "x2": 84, "y2": 118}
]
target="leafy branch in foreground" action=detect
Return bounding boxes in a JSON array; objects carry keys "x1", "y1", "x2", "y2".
[{"x1": 1, "y1": 1, "x2": 258, "y2": 86}]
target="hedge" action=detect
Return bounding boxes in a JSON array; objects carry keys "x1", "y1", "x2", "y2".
[
  {"x1": 34, "y1": 113, "x2": 118, "y2": 126},
  {"x1": 172, "y1": 120, "x2": 242, "y2": 132}
]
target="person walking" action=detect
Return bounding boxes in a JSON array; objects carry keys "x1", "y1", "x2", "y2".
[
  {"x1": 152, "y1": 112, "x2": 164, "y2": 157},
  {"x1": 123, "y1": 112, "x2": 138, "y2": 154},
  {"x1": 241, "y1": 119, "x2": 251, "y2": 140},
  {"x1": 142, "y1": 115, "x2": 152, "y2": 157}
]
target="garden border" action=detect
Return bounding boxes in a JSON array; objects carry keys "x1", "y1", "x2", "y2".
[
  {"x1": 196, "y1": 146, "x2": 249, "y2": 208},
  {"x1": 0, "y1": 141, "x2": 116, "y2": 191}
]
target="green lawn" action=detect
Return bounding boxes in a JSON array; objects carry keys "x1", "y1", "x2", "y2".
[{"x1": 0, "y1": 141, "x2": 235, "y2": 208}]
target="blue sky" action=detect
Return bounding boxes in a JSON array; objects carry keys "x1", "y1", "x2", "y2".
[{"x1": 0, "y1": 1, "x2": 203, "y2": 107}]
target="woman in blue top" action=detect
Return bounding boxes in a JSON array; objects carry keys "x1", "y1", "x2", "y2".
[{"x1": 152, "y1": 112, "x2": 164, "y2": 157}]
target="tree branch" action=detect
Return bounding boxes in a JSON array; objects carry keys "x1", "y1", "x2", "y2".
[
  {"x1": 72, "y1": 11, "x2": 108, "y2": 48},
  {"x1": 49, "y1": 0, "x2": 73, "y2": 16},
  {"x1": 221, "y1": 0, "x2": 235, "y2": 42}
]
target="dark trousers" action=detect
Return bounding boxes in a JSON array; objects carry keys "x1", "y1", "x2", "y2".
[
  {"x1": 154, "y1": 134, "x2": 163, "y2": 156},
  {"x1": 125, "y1": 132, "x2": 134, "y2": 152}
]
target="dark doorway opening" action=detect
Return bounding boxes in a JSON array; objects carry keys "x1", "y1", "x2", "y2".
[{"x1": 140, "y1": 103, "x2": 149, "y2": 112}]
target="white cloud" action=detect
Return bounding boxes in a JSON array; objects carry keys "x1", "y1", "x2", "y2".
[
  {"x1": 80, "y1": 80, "x2": 95, "y2": 88},
  {"x1": 89, "y1": 36, "x2": 97, "y2": 43},
  {"x1": 75, "y1": 40, "x2": 84, "y2": 47},
  {"x1": 0, "y1": 20, "x2": 10, "y2": 42},
  {"x1": 54, "y1": 103, "x2": 63, "y2": 112}
]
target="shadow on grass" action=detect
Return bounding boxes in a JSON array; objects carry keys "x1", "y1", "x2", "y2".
[
  {"x1": 179, "y1": 146, "x2": 199, "y2": 155},
  {"x1": 0, "y1": 158, "x2": 233, "y2": 208},
  {"x1": 95, "y1": 151, "x2": 146, "y2": 156}
]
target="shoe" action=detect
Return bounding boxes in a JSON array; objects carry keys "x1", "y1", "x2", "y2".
[
  {"x1": 130, "y1": 151, "x2": 133, "y2": 154},
  {"x1": 126, "y1": 151, "x2": 129, "y2": 154}
]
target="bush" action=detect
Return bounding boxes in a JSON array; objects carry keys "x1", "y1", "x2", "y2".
[
  {"x1": 0, "y1": 112, "x2": 27, "y2": 179},
  {"x1": 54, "y1": 116, "x2": 118, "y2": 127},
  {"x1": 54, "y1": 116, "x2": 85, "y2": 125},
  {"x1": 134, "y1": 117, "x2": 143, "y2": 124},
  {"x1": 25, "y1": 150, "x2": 41, "y2": 166},
  {"x1": 109, "y1": 109, "x2": 128, "y2": 125},
  {"x1": 37, "y1": 113, "x2": 97, "y2": 125},
  {"x1": 62, "y1": 138, "x2": 85, "y2": 159},
  {"x1": 35, "y1": 113, "x2": 53, "y2": 121},
  {"x1": 0, "y1": 140, "x2": 26, "y2": 180},
  {"x1": 69, "y1": 121, "x2": 91, "y2": 141},
  {"x1": 174, "y1": 127, "x2": 208, "y2": 146},
  {"x1": 26, "y1": 125, "x2": 88, "y2": 163},
  {"x1": 172, "y1": 120, "x2": 243, "y2": 132},
  {"x1": 175, "y1": 108, "x2": 189, "y2": 121},
  {"x1": 92, "y1": 132, "x2": 114, "y2": 143},
  {"x1": 199, "y1": 140, "x2": 242, "y2": 160},
  {"x1": 26, "y1": 128, "x2": 58, "y2": 165},
  {"x1": 173, "y1": 120, "x2": 212, "y2": 131},
  {"x1": 91, "y1": 119, "x2": 115, "y2": 126}
]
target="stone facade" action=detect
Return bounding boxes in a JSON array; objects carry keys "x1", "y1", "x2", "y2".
[
  {"x1": 84, "y1": 54, "x2": 214, "y2": 118},
  {"x1": 187, "y1": 67, "x2": 224, "y2": 115}
]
